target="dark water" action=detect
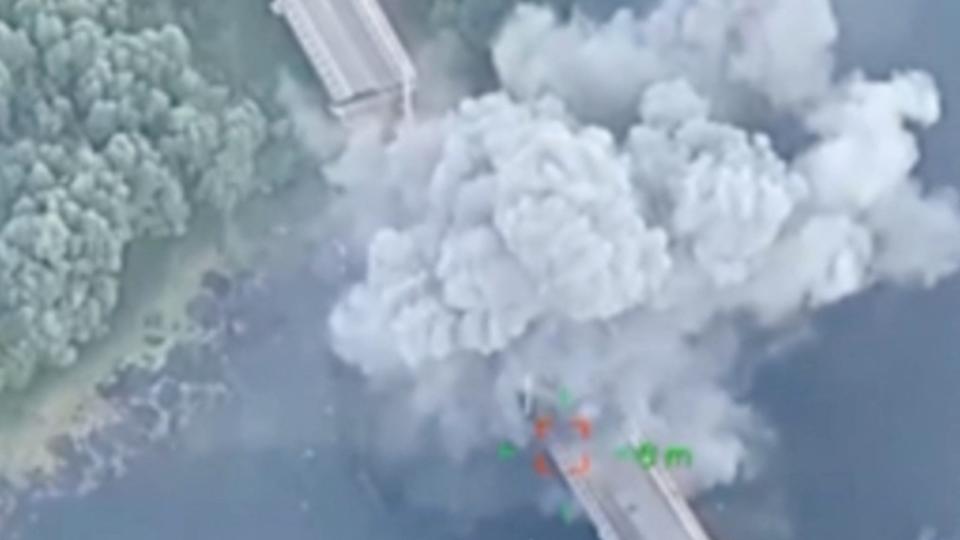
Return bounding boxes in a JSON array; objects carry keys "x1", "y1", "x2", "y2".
[
  {"x1": 15, "y1": 250, "x2": 593, "y2": 540},
  {"x1": 20, "y1": 441, "x2": 591, "y2": 540},
  {"x1": 750, "y1": 2, "x2": 960, "y2": 538},
  {"x1": 752, "y1": 278, "x2": 960, "y2": 540}
]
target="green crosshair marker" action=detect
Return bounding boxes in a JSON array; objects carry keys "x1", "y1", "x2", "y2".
[
  {"x1": 560, "y1": 502, "x2": 576, "y2": 524},
  {"x1": 497, "y1": 441, "x2": 518, "y2": 460},
  {"x1": 634, "y1": 442, "x2": 659, "y2": 470},
  {"x1": 557, "y1": 386, "x2": 573, "y2": 410}
]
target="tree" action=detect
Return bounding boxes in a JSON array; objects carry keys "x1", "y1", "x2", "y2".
[{"x1": 0, "y1": 0, "x2": 270, "y2": 393}]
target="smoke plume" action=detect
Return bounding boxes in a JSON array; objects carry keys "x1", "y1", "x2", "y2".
[{"x1": 325, "y1": 0, "x2": 960, "y2": 497}]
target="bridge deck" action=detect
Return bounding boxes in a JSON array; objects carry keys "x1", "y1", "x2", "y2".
[
  {"x1": 271, "y1": 0, "x2": 415, "y2": 114},
  {"x1": 550, "y1": 440, "x2": 714, "y2": 540}
]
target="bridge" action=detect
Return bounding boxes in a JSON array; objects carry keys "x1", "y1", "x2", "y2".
[
  {"x1": 270, "y1": 0, "x2": 416, "y2": 122},
  {"x1": 523, "y1": 378, "x2": 717, "y2": 540},
  {"x1": 548, "y1": 438, "x2": 715, "y2": 540}
]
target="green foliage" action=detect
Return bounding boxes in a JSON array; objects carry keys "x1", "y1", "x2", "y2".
[{"x1": 0, "y1": 0, "x2": 271, "y2": 393}]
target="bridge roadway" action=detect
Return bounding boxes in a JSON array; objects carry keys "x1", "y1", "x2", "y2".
[
  {"x1": 549, "y1": 439, "x2": 715, "y2": 540},
  {"x1": 270, "y1": 0, "x2": 415, "y2": 117}
]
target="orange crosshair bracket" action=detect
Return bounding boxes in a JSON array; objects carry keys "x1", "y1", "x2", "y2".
[
  {"x1": 534, "y1": 452, "x2": 553, "y2": 477},
  {"x1": 566, "y1": 454, "x2": 591, "y2": 477},
  {"x1": 534, "y1": 416, "x2": 554, "y2": 440},
  {"x1": 571, "y1": 416, "x2": 592, "y2": 439}
]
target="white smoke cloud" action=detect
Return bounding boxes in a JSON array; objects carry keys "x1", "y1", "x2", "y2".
[
  {"x1": 325, "y1": 0, "x2": 960, "y2": 500},
  {"x1": 493, "y1": 0, "x2": 840, "y2": 125},
  {"x1": 276, "y1": 71, "x2": 348, "y2": 162},
  {"x1": 493, "y1": 6, "x2": 665, "y2": 126},
  {"x1": 798, "y1": 71, "x2": 940, "y2": 212}
]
